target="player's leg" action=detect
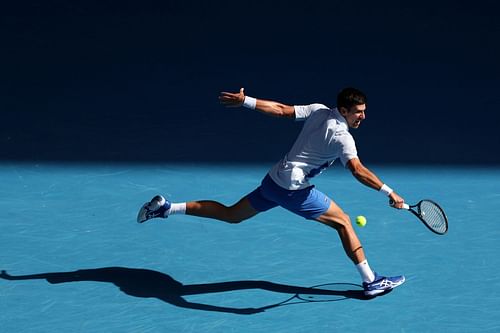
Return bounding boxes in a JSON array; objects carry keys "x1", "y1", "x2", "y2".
[
  {"x1": 137, "y1": 194, "x2": 259, "y2": 224},
  {"x1": 315, "y1": 200, "x2": 365, "y2": 264},
  {"x1": 257, "y1": 179, "x2": 365, "y2": 263},
  {"x1": 137, "y1": 178, "x2": 277, "y2": 224},
  {"x1": 185, "y1": 197, "x2": 259, "y2": 223},
  {"x1": 315, "y1": 201, "x2": 405, "y2": 296}
]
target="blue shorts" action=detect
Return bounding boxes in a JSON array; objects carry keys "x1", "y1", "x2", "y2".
[{"x1": 246, "y1": 174, "x2": 331, "y2": 220}]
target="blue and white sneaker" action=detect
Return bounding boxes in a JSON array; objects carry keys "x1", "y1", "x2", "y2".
[
  {"x1": 363, "y1": 272, "x2": 405, "y2": 296},
  {"x1": 137, "y1": 195, "x2": 171, "y2": 223}
]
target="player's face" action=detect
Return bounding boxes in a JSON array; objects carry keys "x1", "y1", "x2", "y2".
[{"x1": 341, "y1": 104, "x2": 366, "y2": 129}]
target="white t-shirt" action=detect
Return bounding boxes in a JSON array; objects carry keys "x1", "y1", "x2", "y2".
[{"x1": 268, "y1": 103, "x2": 358, "y2": 190}]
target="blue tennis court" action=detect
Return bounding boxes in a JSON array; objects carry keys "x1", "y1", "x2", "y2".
[{"x1": 1, "y1": 163, "x2": 499, "y2": 332}]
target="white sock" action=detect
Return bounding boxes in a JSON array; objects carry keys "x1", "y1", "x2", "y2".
[
  {"x1": 166, "y1": 202, "x2": 186, "y2": 216},
  {"x1": 356, "y1": 259, "x2": 376, "y2": 283}
]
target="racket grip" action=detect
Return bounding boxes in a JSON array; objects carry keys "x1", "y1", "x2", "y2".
[{"x1": 389, "y1": 200, "x2": 410, "y2": 210}]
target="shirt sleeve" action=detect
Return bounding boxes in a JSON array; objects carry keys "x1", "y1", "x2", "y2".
[
  {"x1": 338, "y1": 133, "x2": 358, "y2": 166},
  {"x1": 294, "y1": 103, "x2": 328, "y2": 121}
]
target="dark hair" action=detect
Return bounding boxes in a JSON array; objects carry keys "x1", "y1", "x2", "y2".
[{"x1": 337, "y1": 87, "x2": 367, "y2": 109}]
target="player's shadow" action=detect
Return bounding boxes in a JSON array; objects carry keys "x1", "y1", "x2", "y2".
[{"x1": 0, "y1": 267, "x2": 380, "y2": 315}]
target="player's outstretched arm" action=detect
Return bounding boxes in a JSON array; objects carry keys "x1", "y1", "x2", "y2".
[
  {"x1": 219, "y1": 88, "x2": 295, "y2": 118},
  {"x1": 347, "y1": 158, "x2": 405, "y2": 208}
]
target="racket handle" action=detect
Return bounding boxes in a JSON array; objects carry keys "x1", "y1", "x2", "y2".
[{"x1": 389, "y1": 200, "x2": 410, "y2": 210}]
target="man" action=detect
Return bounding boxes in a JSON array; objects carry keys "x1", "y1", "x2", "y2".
[{"x1": 137, "y1": 87, "x2": 406, "y2": 296}]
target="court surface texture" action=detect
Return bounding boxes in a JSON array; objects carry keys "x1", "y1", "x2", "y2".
[{"x1": 1, "y1": 163, "x2": 499, "y2": 332}]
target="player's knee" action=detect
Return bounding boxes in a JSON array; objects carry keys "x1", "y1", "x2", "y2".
[
  {"x1": 224, "y1": 209, "x2": 246, "y2": 224},
  {"x1": 224, "y1": 202, "x2": 254, "y2": 224},
  {"x1": 342, "y1": 214, "x2": 353, "y2": 228},
  {"x1": 327, "y1": 212, "x2": 352, "y2": 229}
]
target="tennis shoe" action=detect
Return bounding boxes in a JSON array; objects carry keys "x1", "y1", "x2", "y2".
[
  {"x1": 363, "y1": 272, "x2": 405, "y2": 296},
  {"x1": 137, "y1": 195, "x2": 171, "y2": 223}
]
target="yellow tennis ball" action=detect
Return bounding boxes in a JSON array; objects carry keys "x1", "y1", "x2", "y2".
[{"x1": 355, "y1": 215, "x2": 367, "y2": 227}]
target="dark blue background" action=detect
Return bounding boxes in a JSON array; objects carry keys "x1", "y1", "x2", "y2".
[{"x1": 2, "y1": 0, "x2": 499, "y2": 164}]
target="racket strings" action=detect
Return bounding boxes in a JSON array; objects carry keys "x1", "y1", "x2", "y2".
[{"x1": 419, "y1": 200, "x2": 447, "y2": 233}]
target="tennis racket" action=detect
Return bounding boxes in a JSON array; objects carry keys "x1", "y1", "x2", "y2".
[{"x1": 391, "y1": 199, "x2": 448, "y2": 235}]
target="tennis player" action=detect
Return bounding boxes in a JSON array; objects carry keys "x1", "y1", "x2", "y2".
[{"x1": 137, "y1": 87, "x2": 406, "y2": 296}]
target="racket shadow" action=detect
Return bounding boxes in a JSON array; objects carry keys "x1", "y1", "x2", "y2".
[{"x1": 0, "y1": 267, "x2": 382, "y2": 315}]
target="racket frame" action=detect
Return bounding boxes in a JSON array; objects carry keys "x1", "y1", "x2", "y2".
[{"x1": 401, "y1": 199, "x2": 448, "y2": 235}]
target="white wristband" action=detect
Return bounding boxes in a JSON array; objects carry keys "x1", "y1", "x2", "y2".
[
  {"x1": 379, "y1": 184, "x2": 393, "y2": 196},
  {"x1": 242, "y1": 96, "x2": 257, "y2": 109}
]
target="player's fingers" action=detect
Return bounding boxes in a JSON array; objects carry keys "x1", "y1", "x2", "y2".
[
  {"x1": 219, "y1": 95, "x2": 236, "y2": 102},
  {"x1": 219, "y1": 92, "x2": 241, "y2": 100},
  {"x1": 219, "y1": 98, "x2": 240, "y2": 106},
  {"x1": 389, "y1": 199, "x2": 404, "y2": 209},
  {"x1": 219, "y1": 91, "x2": 236, "y2": 98}
]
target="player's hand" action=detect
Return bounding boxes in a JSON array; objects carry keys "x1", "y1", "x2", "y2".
[
  {"x1": 219, "y1": 87, "x2": 245, "y2": 107},
  {"x1": 389, "y1": 192, "x2": 405, "y2": 209}
]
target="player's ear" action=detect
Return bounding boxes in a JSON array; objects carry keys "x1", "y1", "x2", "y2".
[{"x1": 338, "y1": 106, "x2": 348, "y2": 116}]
